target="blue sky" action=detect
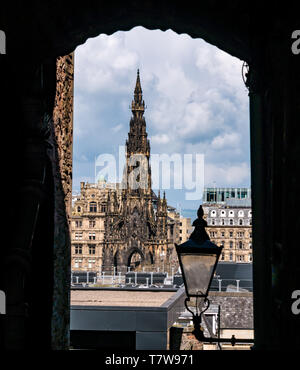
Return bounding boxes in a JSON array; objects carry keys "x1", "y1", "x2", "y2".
[{"x1": 73, "y1": 26, "x2": 250, "y2": 216}]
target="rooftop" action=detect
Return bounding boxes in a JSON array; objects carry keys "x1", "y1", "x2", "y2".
[{"x1": 71, "y1": 289, "x2": 176, "y2": 307}]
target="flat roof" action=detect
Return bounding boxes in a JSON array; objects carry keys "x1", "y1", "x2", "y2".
[{"x1": 71, "y1": 289, "x2": 176, "y2": 307}]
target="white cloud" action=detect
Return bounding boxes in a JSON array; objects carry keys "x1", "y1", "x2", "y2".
[
  {"x1": 73, "y1": 26, "x2": 250, "y2": 205},
  {"x1": 112, "y1": 124, "x2": 123, "y2": 133},
  {"x1": 150, "y1": 134, "x2": 170, "y2": 145},
  {"x1": 205, "y1": 162, "x2": 250, "y2": 187},
  {"x1": 211, "y1": 132, "x2": 241, "y2": 150}
]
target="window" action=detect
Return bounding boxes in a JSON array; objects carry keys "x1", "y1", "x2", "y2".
[
  {"x1": 221, "y1": 253, "x2": 225, "y2": 261},
  {"x1": 75, "y1": 220, "x2": 82, "y2": 228},
  {"x1": 90, "y1": 202, "x2": 97, "y2": 212},
  {"x1": 239, "y1": 241, "x2": 243, "y2": 249},
  {"x1": 101, "y1": 204, "x2": 106, "y2": 212},
  {"x1": 211, "y1": 219, "x2": 215, "y2": 225},
  {"x1": 249, "y1": 219, "x2": 252, "y2": 226},
  {"x1": 88, "y1": 259, "x2": 95, "y2": 268},
  {"x1": 239, "y1": 219, "x2": 243, "y2": 226},
  {"x1": 75, "y1": 232, "x2": 82, "y2": 240},
  {"x1": 89, "y1": 232, "x2": 96, "y2": 240},
  {"x1": 77, "y1": 206, "x2": 81, "y2": 212},
  {"x1": 179, "y1": 230, "x2": 182, "y2": 233},
  {"x1": 221, "y1": 231, "x2": 225, "y2": 237},
  {"x1": 229, "y1": 231, "x2": 233, "y2": 238},
  {"x1": 210, "y1": 231, "x2": 217, "y2": 238},
  {"x1": 229, "y1": 219, "x2": 233, "y2": 225},
  {"x1": 89, "y1": 245, "x2": 96, "y2": 255},
  {"x1": 89, "y1": 220, "x2": 96, "y2": 228},
  {"x1": 229, "y1": 241, "x2": 233, "y2": 248},
  {"x1": 229, "y1": 253, "x2": 233, "y2": 261},
  {"x1": 220, "y1": 240, "x2": 225, "y2": 247},
  {"x1": 249, "y1": 253, "x2": 252, "y2": 262},
  {"x1": 248, "y1": 210, "x2": 252, "y2": 217},
  {"x1": 249, "y1": 242, "x2": 252, "y2": 249},
  {"x1": 249, "y1": 232, "x2": 252, "y2": 238},
  {"x1": 238, "y1": 210, "x2": 244, "y2": 217},
  {"x1": 211, "y1": 210, "x2": 216, "y2": 217},
  {"x1": 229, "y1": 210, "x2": 234, "y2": 217},
  {"x1": 220, "y1": 210, "x2": 226, "y2": 217},
  {"x1": 75, "y1": 245, "x2": 82, "y2": 254},
  {"x1": 74, "y1": 258, "x2": 82, "y2": 268},
  {"x1": 170, "y1": 225, "x2": 174, "y2": 235}
]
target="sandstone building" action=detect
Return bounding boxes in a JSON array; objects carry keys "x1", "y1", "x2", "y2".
[
  {"x1": 202, "y1": 187, "x2": 252, "y2": 263},
  {"x1": 71, "y1": 71, "x2": 179, "y2": 274}
]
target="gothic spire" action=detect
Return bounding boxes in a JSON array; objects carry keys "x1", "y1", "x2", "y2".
[{"x1": 131, "y1": 69, "x2": 145, "y2": 118}]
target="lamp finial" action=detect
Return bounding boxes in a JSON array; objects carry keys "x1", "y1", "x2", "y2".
[{"x1": 189, "y1": 205, "x2": 210, "y2": 244}]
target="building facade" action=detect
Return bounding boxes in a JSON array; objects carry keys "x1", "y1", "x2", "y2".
[
  {"x1": 71, "y1": 71, "x2": 178, "y2": 274},
  {"x1": 203, "y1": 187, "x2": 252, "y2": 263}
]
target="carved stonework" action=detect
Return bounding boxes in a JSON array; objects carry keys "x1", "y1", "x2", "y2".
[{"x1": 50, "y1": 53, "x2": 74, "y2": 349}]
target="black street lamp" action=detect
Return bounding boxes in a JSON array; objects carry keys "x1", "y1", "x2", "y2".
[{"x1": 175, "y1": 205, "x2": 253, "y2": 347}]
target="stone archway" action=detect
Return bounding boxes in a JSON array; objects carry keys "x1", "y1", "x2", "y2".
[
  {"x1": 2, "y1": 1, "x2": 300, "y2": 350},
  {"x1": 127, "y1": 248, "x2": 145, "y2": 271}
]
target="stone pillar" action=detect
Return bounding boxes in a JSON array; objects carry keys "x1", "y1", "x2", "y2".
[{"x1": 50, "y1": 53, "x2": 74, "y2": 349}]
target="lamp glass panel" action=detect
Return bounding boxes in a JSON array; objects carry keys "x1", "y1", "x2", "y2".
[{"x1": 181, "y1": 253, "x2": 216, "y2": 296}]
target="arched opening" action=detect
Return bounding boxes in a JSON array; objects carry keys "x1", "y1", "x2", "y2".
[
  {"x1": 149, "y1": 251, "x2": 154, "y2": 265},
  {"x1": 113, "y1": 251, "x2": 119, "y2": 272},
  {"x1": 127, "y1": 249, "x2": 144, "y2": 271}
]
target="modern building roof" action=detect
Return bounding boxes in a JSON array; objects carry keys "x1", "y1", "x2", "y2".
[{"x1": 71, "y1": 289, "x2": 176, "y2": 307}]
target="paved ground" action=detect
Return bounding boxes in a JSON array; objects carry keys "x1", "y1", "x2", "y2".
[{"x1": 71, "y1": 290, "x2": 175, "y2": 307}]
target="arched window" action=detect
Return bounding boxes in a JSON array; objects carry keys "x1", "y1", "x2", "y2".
[
  {"x1": 89, "y1": 202, "x2": 97, "y2": 212},
  {"x1": 229, "y1": 219, "x2": 233, "y2": 225},
  {"x1": 77, "y1": 206, "x2": 81, "y2": 212},
  {"x1": 238, "y1": 210, "x2": 244, "y2": 217},
  {"x1": 239, "y1": 219, "x2": 243, "y2": 225},
  {"x1": 239, "y1": 241, "x2": 243, "y2": 249}
]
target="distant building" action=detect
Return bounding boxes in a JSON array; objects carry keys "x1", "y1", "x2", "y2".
[
  {"x1": 203, "y1": 187, "x2": 251, "y2": 204},
  {"x1": 202, "y1": 187, "x2": 252, "y2": 263},
  {"x1": 178, "y1": 216, "x2": 193, "y2": 243}
]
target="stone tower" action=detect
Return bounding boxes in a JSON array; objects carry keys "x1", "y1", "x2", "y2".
[{"x1": 102, "y1": 70, "x2": 170, "y2": 272}]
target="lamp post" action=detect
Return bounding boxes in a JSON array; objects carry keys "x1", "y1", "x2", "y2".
[{"x1": 175, "y1": 205, "x2": 253, "y2": 348}]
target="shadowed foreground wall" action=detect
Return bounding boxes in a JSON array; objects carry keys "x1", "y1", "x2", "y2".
[{"x1": 0, "y1": 1, "x2": 299, "y2": 349}]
